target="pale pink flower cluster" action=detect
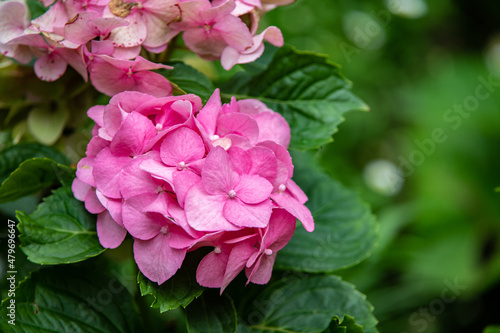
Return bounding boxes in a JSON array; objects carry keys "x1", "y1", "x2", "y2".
[
  {"x1": 72, "y1": 89, "x2": 314, "y2": 291},
  {"x1": 0, "y1": 0, "x2": 287, "y2": 96}
]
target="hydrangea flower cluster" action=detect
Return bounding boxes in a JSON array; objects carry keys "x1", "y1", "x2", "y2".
[
  {"x1": 72, "y1": 89, "x2": 314, "y2": 291},
  {"x1": 0, "y1": 0, "x2": 287, "y2": 96}
]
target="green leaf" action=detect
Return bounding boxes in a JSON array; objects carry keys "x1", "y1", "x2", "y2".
[
  {"x1": 484, "y1": 326, "x2": 500, "y2": 333},
  {"x1": 322, "y1": 315, "x2": 364, "y2": 333},
  {"x1": 220, "y1": 45, "x2": 369, "y2": 150},
  {"x1": 160, "y1": 62, "x2": 215, "y2": 103},
  {"x1": 186, "y1": 291, "x2": 237, "y2": 333},
  {"x1": 238, "y1": 275, "x2": 377, "y2": 333},
  {"x1": 276, "y1": 151, "x2": 378, "y2": 273},
  {"x1": 0, "y1": 265, "x2": 144, "y2": 333},
  {"x1": 0, "y1": 157, "x2": 75, "y2": 203},
  {"x1": 17, "y1": 185, "x2": 105, "y2": 264},
  {"x1": 0, "y1": 142, "x2": 70, "y2": 183},
  {"x1": 138, "y1": 249, "x2": 206, "y2": 313},
  {"x1": 27, "y1": 106, "x2": 69, "y2": 145},
  {"x1": 26, "y1": 0, "x2": 49, "y2": 20}
]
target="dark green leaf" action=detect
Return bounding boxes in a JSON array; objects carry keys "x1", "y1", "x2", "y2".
[
  {"x1": 276, "y1": 151, "x2": 378, "y2": 273},
  {"x1": 220, "y1": 45, "x2": 369, "y2": 150},
  {"x1": 0, "y1": 265, "x2": 144, "y2": 333},
  {"x1": 138, "y1": 249, "x2": 206, "y2": 313},
  {"x1": 238, "y1": 275, "x2": 377, "y2": 333},
  {"x1": 160, "y1": 62, "x2": 215, "y2": 103},
  {"x1": 17, "y1": 185, "x2": 104, "y2": 264},
  {"x1": 186, "y1": 291, "x2": 237, "y2": 333},
  {"x1": 0, "y1": 157, "x2": 75, "y2": 203},
  {"x1": 322, "y1": 315, "x2": 364, "y2": 333},
  {"x1": 0, "y1": 143, "x2": 70, "y2": 184}
]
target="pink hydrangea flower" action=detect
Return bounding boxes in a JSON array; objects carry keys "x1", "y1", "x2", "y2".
[{"x1": 73, "y1": 88, "x2": 313, "y2": 290}]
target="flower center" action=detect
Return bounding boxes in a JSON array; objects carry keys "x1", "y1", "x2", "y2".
[
  {"x1": 279, "y1": 184, "x2": 286, "y2": 193},
  {"x1": 177, "y1": 161, "x2": 186, "y2": 171},
  {"x1": 214, "y1": 246, "x2": 222, "y2": 254},
  {"x1": 228, "y1": 190, "x2": 237, "y2": 199},
  {"x1": 160, "y1": 226, "x2": 168, "y2": 235},
  {"x1": 264, "y1": 249, "x2": 273, "y2": 256},
  {"x1": 155, "y1": 123, "x2": 163, "y2": 131}
]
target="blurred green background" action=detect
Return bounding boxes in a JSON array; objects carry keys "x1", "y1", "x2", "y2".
[{"x1": 264, "y1": 0, "x2": 500, "y2": 332}]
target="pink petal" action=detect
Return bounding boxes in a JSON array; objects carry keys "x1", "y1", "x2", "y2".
[
  {"x1": 97, "y1": 211, "x2": 127, "y2": 249},
  {"x1": 196, "y1": 89, "x2": 221, "y2": 137},
  {"x1": 139, "y1": 159, "x2": 175, "y2": 185},
  {"x1": 93, "y1": 147, "x2": 131, "y2": 199},
  {"x1": 134, "y1": 234, "x2": 186, "y2": 284},
  {"x1": 234, "y1": 174, "x2": 273, "y2": 204},
  {"x1": 246, "y1": 251, "x2": 276, "y2": 284},
  {"x1": 85, "y1": 188, "x2": 106, "y2": 214},
  {"x1": 213, "y1": 14, "x2": 252, "y2": 52},
  {"x1": 196, "y1": 250, "x2": 228, "y2": 288},
  {"x1": 110, "y1": 112, "x2": 157, "y2": 156},
  {"x1": 185, "y1": 183, "x2": 240, "y2": 232},
  {"x1": 72, "y1": 177, "x2": 91, "y2": 202},
  {"x1": 201, "y1": 146, "x2": 239, "y2": 195},
  {"x1": 76, "y1": 157, "x2": 96, "y2": 186},
  {"x1": 160, "y1": 127, "x2": 205, "y2": 166},
  {"x1": 172, "y1": 170, "x2": 201, "y2": 208},
  {"x1": 108, "y1": 12, "x2": 147, "y2": 48},
  {"x1": 270, "y1": 192, "x2": 314, "y2": 232},
  {"x1": 286, "y1": 179, "x2": 308, "y2": 204},
  {"x1": 223, "y1": 198, "x2": 272, "y2": 228},
  {"x1": 217, "y1": 113, "x2": 259, "y2": 144},
  {"x1": 34, "y1": 53, "x2": 67, "y2": 82},
  {"x1": 122, "y1": 194, "x2": 163, "y2": 240},
  {"x1": 221, "y1": 241, "x2": 256, "y2": 292},
  {"x1": 264, "y1": 208, "x2": 296, "y2": 250},
  {"x1": 0, "y1": 1, "x2": 28, "y2": 44}
]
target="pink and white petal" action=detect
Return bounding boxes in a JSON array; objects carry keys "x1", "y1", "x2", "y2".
[
  {"x1": 201, "y1": 146, "x2": 238, "y2": 195},
  {"x1": 97, "y1": 211, "x2": 127, "y2": 249},
  {"x1": 108, "y1": 13, "x2": 147, "y2": 48},
  {"x1": 185, "y1": 184, "x2": 239, "y2": 232},
  {"x1": 270, "y1": 192, "x2": 314, "y2": 232},
  {"x1": 91, "y1": 39, "x2": 115, "y2": 56},
  {"x1": 111, "y1": 45, "x2": 141, "y2": 59},
  {"x1": 134, "y1": 235, "x2": 186, "y2": 284},
  {"x1": 93, "y1": 147, "x2": 131, "y2": 199},
  {"x1": 217, "y1": 113, "x2": 259, "y2": 144},
  {"x1": 160, "y1": 127, "x2": 205, "y2": 166},
  {"x1": 235, "y1": 174, "x2": 273, "y2": 204},
  {"x1": 64, "y1": 11, "x2": 101, "y2": 44},
  {"x1": 223, "y1": 198, "x2": 272, "y2": 228},
  {"x1": 34, "y1": 53, "x2": 67, "y2": 82},
  {"x1": 132, "y1": 55, "x2": 172, "y2": 71},
  {"x1": 196, "y1": 250, "x2": 228, "y2": 288},
  {"x1": 0, "y1": 1, "x2": 28, "y2": 44}
]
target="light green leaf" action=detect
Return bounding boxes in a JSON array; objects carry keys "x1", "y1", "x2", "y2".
[
  {"x1": 27, "y1": 106, "x2": 69, "y2": 145},
  {"x1": 160, "y1": 62, "x2": 215, "y2": 103},
  {"x1": 186, "y1": 292, "x2": 237, "y2": 333},
  {"x1": 238, "y1": 275, "x2": 377, "y2": 333},
  {"x1": 0, "y1": 265, "x2": 144, "y2": 333},
  {"x1": 276, "y1": 151, "x2": 378, "y2": 273},
  {"x1": 138, "y1": 249, "x2": 206, "y2": 313},
  {"x1": 0, "y1": 143, "x2": 70, "y2": 183},
  {"x1": 484, "y1": 326, "x2": 500, "y2": 333},
  {"x1": 17, "y1": 185, "x2": 105, "y2": 264},
  {"x1": 220, "y1": 45, "x2": 369, "y2": 150},
  {"x1": 0, "y1": 157, "x2": 74, "y2": 203}
]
